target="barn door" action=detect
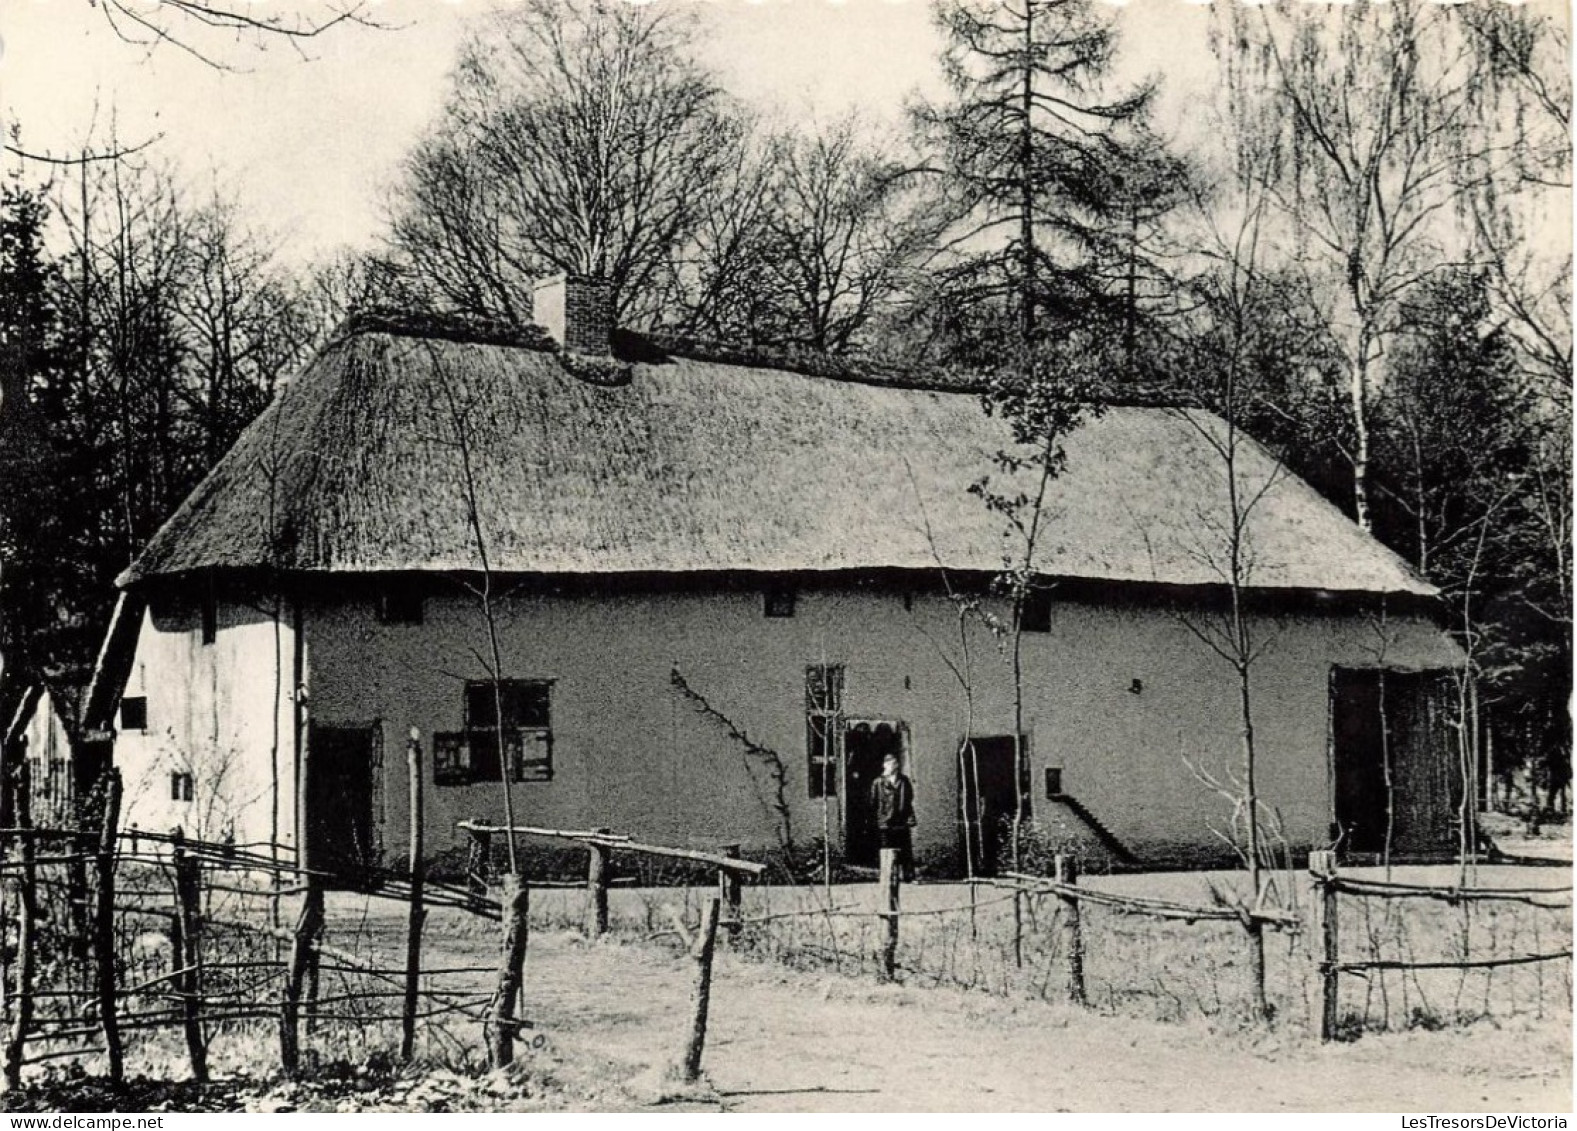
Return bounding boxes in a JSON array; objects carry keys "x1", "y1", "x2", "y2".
[
  {"x1": 1331, "y1": 668, "x2": 1462, "y2": 857},
  {"x1": 305, "y1": 723, "x2": 377, "y2": 882}
]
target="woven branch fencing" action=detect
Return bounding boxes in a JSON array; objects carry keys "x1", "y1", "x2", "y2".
[
  {"x1": 0, "y1": 776, "x2": 509, "y2": 1089},
  {"x1": 1308, "y1": 852, "x2": 1572, "y2": 1038},
  {"x1": 4, "y1": 766, "x2": 1568, "y2": 1099},
  {"x1": 523, "y1": 850, "x2": 1570, "y2": 1036},
  {"x1": 0, "y1": 773, "x2": 764, "y2": 1092}
]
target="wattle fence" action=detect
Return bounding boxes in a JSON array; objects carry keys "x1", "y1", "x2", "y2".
[
  {"x1": 0, "y1": 765, "x2": 760, "y2": 1092},
  {"x1": 1, "y1": 761, "x2": 1568, "y2": 1095}
]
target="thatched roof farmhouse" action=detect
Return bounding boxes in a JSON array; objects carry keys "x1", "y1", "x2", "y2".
[{"x1": 98, "y1": 276, "x2": 1464, "y2": 875}]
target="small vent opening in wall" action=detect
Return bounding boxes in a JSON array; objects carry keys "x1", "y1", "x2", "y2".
[
  {"x1": 119, "y1": 696, "x2": 147, "y2": 731},
  {"x1": 764, "y1": 588, "x2": 797, "y2": 618}
]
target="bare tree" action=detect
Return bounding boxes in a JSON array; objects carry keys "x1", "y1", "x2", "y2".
[
  {"x1": 0, "y1": 138, "x2": 313, "y2": 704},
  {"x1": 386, "y1": 0, "x2": 744, "y2": 325},
  {"x1": 422, "y1": 367, "x2": 521, "y2": 878},
  {"x1": 175, "y1": 194, "x2": 317, "y2": 462},
  {"x1": 86, "y1": 0, "x2": 379, "y2": 72},
  {"x1": 646, "y1": 128, "x2": 780, "y2": 343},
  {"x1": 1215, "y1": 0, "x2": 1511, "y2": 532},
  {"x1": 1456, "y1": 5, "x2": 1572, "y2": 417},
  {"x1": 754, "y1": 116, "x2": 950, "y2": 353},
  {"x1": 297, "y1": 250, "x2": 394, "y2": 344},
  {"x1": 1160, "y1": 189, "x2": 1299, "y2": 1021}
]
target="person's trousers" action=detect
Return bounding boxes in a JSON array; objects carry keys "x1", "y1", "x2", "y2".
[{"x1": 878, "y1": 827, "x2": 915, "y2": 881}]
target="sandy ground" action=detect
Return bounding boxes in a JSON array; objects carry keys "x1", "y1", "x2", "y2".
[
  {"x1": 1486, "y1": 815, "x2": 1573, "y2": 864},
  {"x1": 342, "y1": 896, "x2": 1572, "y2": 1114}
]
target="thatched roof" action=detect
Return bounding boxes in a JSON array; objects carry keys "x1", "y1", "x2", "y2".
[{"x1": 119, "y1": 330, "x2": 1432, "y2": 597}]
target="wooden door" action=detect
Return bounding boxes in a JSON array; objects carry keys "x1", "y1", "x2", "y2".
[
  {"x1": 306, "y1": 724, "x2": 376, "y2": 881},
  {"x1": 959, "y1": 736, "x2": 1024, "y2": 876},
  {"x1": 1331, "y1": 668, "x2": 1461, "y2": 856}
]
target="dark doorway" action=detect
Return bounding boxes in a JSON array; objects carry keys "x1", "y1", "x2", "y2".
[
  {"x1": 73, "y1": 739, "x2": 112, "y2": 820},
  {"x1": 1331, "y1": 668, "x2": 1462, "y2": 856},
  {"x1": 843, "y1": 721, "x2": 905, "y2": 869},
  {"x1": 959, "y1": 735, "x2": 1028, "y2": 876},
  {"x1": 306, "y1": 724, "x2": 376, "y2": 881}
]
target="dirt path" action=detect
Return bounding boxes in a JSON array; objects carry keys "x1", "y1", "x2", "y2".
[{"x1": 399, "y1": 912, "x2": 1571, "y2": 1113}]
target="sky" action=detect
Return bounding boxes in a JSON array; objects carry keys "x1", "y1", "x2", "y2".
[
  {"x1": 0, "y1": 0, "x2": 1228, "y2": 265},
  {"x1": 0, "y1": 0, "x2": 1554, "y2": 270}
]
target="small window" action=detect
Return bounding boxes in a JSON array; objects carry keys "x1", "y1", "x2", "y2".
[
  {"x1": 379, "y1": 584, "x2": 424, "y2": 625},
  {"x1": 170, "y1": 772, "x2": 194, "y2": 802},
  {"x1": 433, "y1": 732, "x2": 472, "y2": 786},
  {"x1": 119, "y1": 696, "x2": 148, "y2": 732},
  {"x1": 1045, "y1": 766, "x2": 1063, "y2": 798},
  {"x1": 200, "y1": 592, "x2": 217, "y2": 645},
  {"x1": 1021, "y1": 588, "x2": 1052, "y2": 633},
  {"x1": 806, "y1": 665, "x2": 844, "y2": 799},
  {"x1": 764, "y1": 589, "x2": 797, "y2": 618},
  {"x1": 455, "y1": 680, "x2": 553, "y2": 784}
]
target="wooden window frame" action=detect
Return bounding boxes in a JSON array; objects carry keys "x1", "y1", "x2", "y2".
[
  {"x1": 170, "y1": 771, "x2": 194, "y2": 803},
  {"x1": 434, "y1": 680, "x2": 555, "y2": 786},
  {"x1": 806, "y1": 664, "x2": 844, "y2": 799}
]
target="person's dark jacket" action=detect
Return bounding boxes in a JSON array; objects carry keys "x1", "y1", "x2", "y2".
[{"x1": 870, "y1": 773, "x2": 916, "y2": 832}]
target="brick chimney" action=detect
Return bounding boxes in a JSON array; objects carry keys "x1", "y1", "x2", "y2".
[{"x1": 533, "y1": 274, "x2": 613, "y2": 356}]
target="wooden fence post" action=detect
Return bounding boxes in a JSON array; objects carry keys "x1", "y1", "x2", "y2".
[
  {"x1": 1247, "y1": 916, "x2": 1269, "y2": 1023},
  {"x1": 678, "y1": 896, "x2": 721, "y2": 1084},
  {"x1": 878, "y1": 846, "x2": 900, "y2": 983},
  {"x1": 3, "y1": 762, "x2": 37, "y2": 1089},
  {"x1": 0, "y1": 751, "x2": 11, "y2": 1086},
  {"x1": 585, "y1": 830, "x2": 610, "y2": 940},
  {"x1": 95, "y1": 769, "x2": 123, "y2": 1087},
  {"x1": 467, "y1": 829, "x2": 493, "y2": 908},
  {"x1": 490, "y1": 873, "x2": 530, "y2": 1068},
  {"x1": 280, "y1": 876, "x2": 324, "y2": 1075},
  {"x1": 1310, "y1": 849, "x2": 1340, "y2": 1041},
  {"x1": 66, "y1": 847, "x2": 90, "y2": 966},
  {"x1": 719, "y1": 844, "x2": 742, "y2": 939},
  {"x1": 171, "y1": 829, "x2": 208, "y2": 1082},
  {"x1": 1012, "y1": 888, "x2": 1024, "y2": 970},
  {"x1": 1053, "y1": 854, "x2": 1085, "y2": 1006},
  {"x1": 401, "y1": 729, "x2": 426, "y2": 1063}
]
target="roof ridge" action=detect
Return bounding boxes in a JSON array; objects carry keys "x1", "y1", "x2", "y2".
[
  {"x1": 330, "y1": 311, "x2": 1201, "y2": 408},
  {"x1": 336, "y1": 308, "x2": 559, "y2": 352}
]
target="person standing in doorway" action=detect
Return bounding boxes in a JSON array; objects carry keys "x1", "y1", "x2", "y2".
[{"x1": 870, "y1": 752, "x2": 916, "y2": 881}]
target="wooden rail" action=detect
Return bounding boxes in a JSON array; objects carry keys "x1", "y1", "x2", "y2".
[
  {"x1": 1309, "y1": 851, "x2": 1572, "y2": 1041},
  {"x1": 456, "y1": 819, "x2": 763, "y2": 1081},
  {"x1": 455, "y1": 821, "x2": 767, "y2": 876},
  {"x1": 994, "y1": 872, "x2": 1301, "y2": 929}
]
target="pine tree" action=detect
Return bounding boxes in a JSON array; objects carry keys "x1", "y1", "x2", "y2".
[{"x1": 912, "y1": 0, "x2": 1182, "y2": 388}]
